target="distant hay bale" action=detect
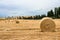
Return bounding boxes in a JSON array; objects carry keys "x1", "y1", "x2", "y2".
[
  {"x1": 40, "y1": 17, "x2": 56, "y2": 32},
  {"x1": 16, "y1": 21, "x2": 19, "y2": 24}
]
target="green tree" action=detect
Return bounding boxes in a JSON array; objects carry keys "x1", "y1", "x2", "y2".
[
  {"x1": 47, "y1": 10, "x2": 54, "y2": 18},
  {"x1": 58, "y1": 7, "x2": 60, "y2": 18},
  {"x1": 54, "y1": 7, "x2": 60, "y2": 18},
  {"x1": 54, "y1": 7, "x2": 59, "y2": 18}
]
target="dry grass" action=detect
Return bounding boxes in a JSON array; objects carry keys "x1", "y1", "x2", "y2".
[{"x1": 0, "y1": 19, "x2": 60, "y2": 40}]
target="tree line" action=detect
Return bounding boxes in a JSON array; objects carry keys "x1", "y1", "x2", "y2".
[
  {"x1": 6, "y1": 7, "x2": 60, "y2": 19},
  {"x1": 47, "y1": 7, "x2": 60, "y2": 19}
]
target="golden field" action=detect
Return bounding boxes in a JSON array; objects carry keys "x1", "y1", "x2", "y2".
[{"x1": 0, "y1": 19, "x2": 60, "y2": 40}]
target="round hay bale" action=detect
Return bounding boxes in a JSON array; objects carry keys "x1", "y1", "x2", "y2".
[{"x1": 40, "y1": 17, "x2": 56, "y2": 32}]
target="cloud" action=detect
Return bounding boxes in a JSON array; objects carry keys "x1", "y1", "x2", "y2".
[{"x1": 0, "y1": 0, "x2": 60, "y2": 17}]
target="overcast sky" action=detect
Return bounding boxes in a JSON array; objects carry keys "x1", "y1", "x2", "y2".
[{"x1": 0, "y1": 0, "x2": 60, "y2": 17}]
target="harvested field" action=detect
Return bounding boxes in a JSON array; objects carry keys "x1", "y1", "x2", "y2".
[{"x1": 0, "y1": 19, "x2": 60, "y2": 40}]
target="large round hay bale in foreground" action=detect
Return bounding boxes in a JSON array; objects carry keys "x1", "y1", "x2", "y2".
[{"x1": 40, "y1": 17, "x2": 56, "y2": 32}]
